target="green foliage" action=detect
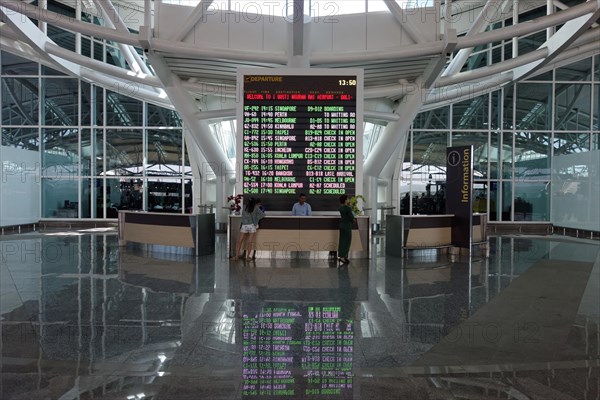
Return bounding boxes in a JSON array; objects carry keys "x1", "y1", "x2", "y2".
[{"x1": 348, "y1": 195, "x2": 366, "y2": 215}]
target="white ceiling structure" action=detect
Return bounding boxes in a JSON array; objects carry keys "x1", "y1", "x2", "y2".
[{"x1": 1, "y1": 0, "x2": 599, "y2": 179}]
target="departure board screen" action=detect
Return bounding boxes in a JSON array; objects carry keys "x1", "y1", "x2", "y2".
[
  {"x1": 237, "y1": 69, "x2": 363, "y2": 212},
  {"x1": 242, "y1": 304, "x2": 354, "y2": 399}
]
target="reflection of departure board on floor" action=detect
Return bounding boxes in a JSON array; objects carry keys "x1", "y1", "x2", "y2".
[
  {"x1": 242, "y1": 304, "x2": 354, "y2": 398},
  {"x1": 237, "y1": 69, "x2": 363, "y2": 211}
]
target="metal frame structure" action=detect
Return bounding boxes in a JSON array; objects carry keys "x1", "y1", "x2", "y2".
[{"x1": 1, "y1": 0, "x2": 599, "y2": 223}]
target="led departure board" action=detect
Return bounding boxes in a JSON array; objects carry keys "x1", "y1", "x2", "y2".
[
  {"x1": 237, "y1": 69, "x2": 363, "y2": 212},
  {"x1": 242, "y1": 304, "x2": 354, "y2": 399}
]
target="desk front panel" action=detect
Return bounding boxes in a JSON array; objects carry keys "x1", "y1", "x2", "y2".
[{"x1": 229, "y1": 216, "x2": 370, "y2": 257}]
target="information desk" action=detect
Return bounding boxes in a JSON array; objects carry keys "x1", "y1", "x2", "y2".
[
  {"x1": 118, "y1": 211, "x2": 215, "y2": 256},
  {"x1": 229, "y1": 215, "x2": 370, "y2": 258},
  {"x1": 386, "y1": 214, "x2": 487, "y2": 257}
]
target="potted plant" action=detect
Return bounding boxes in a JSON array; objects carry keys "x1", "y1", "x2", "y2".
[
  {"x1": 348, "y1": 195, "x2": 366, "y2": 216},
  {"x1": 227, "y1": 194, "x2": 243, "y2": 214}
]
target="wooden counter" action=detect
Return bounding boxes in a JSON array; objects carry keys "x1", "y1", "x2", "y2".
[
  {"x1": 118, "y1": 211, "x2": 215, "y2": 256},
  {"x1": 386, "y1": 214, "x2": 487, "y2": 257},
  {"x1": 228, "y1": 215, "x2": 370, "y2": 258}
]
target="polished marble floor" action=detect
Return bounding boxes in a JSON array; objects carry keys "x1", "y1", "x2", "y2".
[{"x1": 1, "y1": 229, "x2": 599, "y2": 399}]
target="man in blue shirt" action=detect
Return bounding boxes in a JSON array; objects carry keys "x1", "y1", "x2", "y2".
[{"x1": 291, "y1": 193, "x2": 312, "y2": 216}]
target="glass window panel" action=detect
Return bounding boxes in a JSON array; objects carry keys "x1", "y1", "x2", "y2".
[
  {"x1": 2, "y1": 77, "x2": 39, "y2": 125},
  {"x1": 556, "y1": 57, "x2": 592, "y2": 81},
  {"x1": 593, "y1": 84, "x2": 599, "y2": 131},
  {"x1": 42, "y1": 128, "x2": 78, "y2": 178},
  {"x1": 1, "y1": 51, "x2": 38, "y2": 75},
  {"x1": 93, "y1": 40, "x2": 104, "y2": 62},
  {"x1": 503, "y1": 41, "x2": 512, "y2": 63},
  {"x1": 103, "y1": 129, "x2": 143, "y2": 176},
  {"x1": 106, "y1": 90, "x2": 143, "y2": 126},
  {"x1": 473, "y1": 181, "x2": 488, "y2": 213},
  {"x1": 183, "y1": 179, "x2": 193, "y2": 213},
  {"x1": 452, "y1": 95, "x2": 489, "y2": 129},
  {"x1": 104, "y1": 178, "x2": 142, "y2": 215},
  {"x1": 518, "y1": 31, "x2": 544, "y2": 55},
  {"x1": 118, "y1": 178, "x2": 144, "y2": 212},
  {"x1": 488, "y1": 181, "x2": 499, "y2": 221},
  {"x1": 47, "y1": 25, "x2": 76, "y2": 52},
  {"x1": 1, "y1": 127, "x2": 38, "y2": 150},
  {"x1": 95, "y1": 86, "x2": 105, "y2": 125},
  {"x1": 43, "y1": 78, "x2": 78, "y2": 126},
  {"x1": 106, "y1": 43, "x2": 127, "y2": 68},
  {"x1": 515, "y1": 82, "x2": 552, "y2": 130},
  {"x1": 501, "y1": 181, "x2": 512, "y2": 221},
  {"x1": 451, "y1": 132, "x2": 489, "y2": 179},
  {"x1": 553, "y1": 132, "x2": 590, "y2": 155},
  {"x1": 490, "y1": 131, "x2": 500, "y2": 179},
  {"x1": 490, "y1": 90, "x2": 501, "y2": 130},
  {"x1": 81, "y1": 178, "x2": 92, "y2": 218},
  {"x1": 412, "y1": 131, "x2": 448, "y2": 190},
  {"x1": 147, "y1": 178, "x2": 183, "y2": 212},
  {"x1": 514, "y1": 132, "x2": 550, "y2": 180},
  {"x1": 41, "y1": 65, "x2": 67, "y2": 76},
  {"x1": 592, "y1": 133, "x2": 599, "y2": 150},
  {"x1": 147, "y1": 129, "x2": 183, "y2": 176},
  {"x1": 501, "y1": 132, "x2": 512, "y2": 179},
  {"x1": 503, "y1": 84, "x2": 514, "y2": 129},
  {"x1": 491, "y1": 46, "x2": 502, "y2": 65},
  {"x1": 413, "y1": 106, "x2": 449, "y2": 129},
  {"x1": 555, "y1": 84, "x2": 591, "y2": 131},
  {"x1": 527, "y1": 69, "x2": 552, "y2": 81},
  {"x1": 81, "y1": 37, "x2": 92, "y2": 58},
  {"x1": 514, "y1": 182, "x2": 549, "y2": 221},
  {"x1": 42, "y1": 178, "x2": 79, "y2": 218},
  {"x1": 147, "y1": 103, "x2": 182, "y2": 127},
  {"x1": 595, "y1": 55, "x2": 599, "y2": 81},
  {"x1": 462, "y1": 48, "x2": 488, "y2": 72},
  {"x1": 81, "y1": 128, "x2": 102, "y2": 176},
  {"x1": 81, "y1": 82, "x2": 91, "y2": 125},
  {"x1": 412, "y1": 131, "x2": 448, "y2": 168}
]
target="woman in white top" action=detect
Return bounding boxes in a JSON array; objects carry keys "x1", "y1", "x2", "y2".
[{"x1": 232, "y1": 198, "x2": 264, "y2": 260}]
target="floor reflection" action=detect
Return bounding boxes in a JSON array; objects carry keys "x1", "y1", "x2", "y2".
[{"x1": 1, "y1": 230, "x2": 598, "y2": 399}]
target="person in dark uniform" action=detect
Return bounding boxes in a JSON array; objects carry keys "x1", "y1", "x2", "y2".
[{"x1": 337, "y1": 195, "x2": 354, "y2": 265}]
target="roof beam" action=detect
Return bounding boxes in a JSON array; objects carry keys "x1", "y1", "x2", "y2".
[
  {"x1": 170, "y1": 0, "x2": 214, "y2": 42},
  {"x1": 442, "y1": 0, "x2": 507, "y2": 77},
  {"x1": 1, "y1": 0, "x2": 140, "y2": 46},
  {"x1": 93, "y1": 0, "x2": 153, "y2": 77},
  {"x1": 455, "y1": 0, "x2": 597, "y2": 49},
  {"x1": 437, "y1": 48, "x2": 547, "y2": 87},
  {"x1": 382, "y1": 0, "x2": 425, "y2": 44},
  {"x1": 512, "y1": 6, "x2": 600, "y2": 80}
]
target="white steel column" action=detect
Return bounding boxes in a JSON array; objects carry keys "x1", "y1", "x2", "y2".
[
  {"x1": 145, "y1": 51, "x2": 234, "y2": 179},
  {"x1": 365, "y1": 41, "x2": 457, "y2": 178},
  {"x1": 513, "y1": 0, "x2": 519, "y2": 59}
]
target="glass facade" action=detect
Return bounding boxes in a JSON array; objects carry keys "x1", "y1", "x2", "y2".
[
  {"x1": 2, "y1": 48, "x2": 599, "y2": 221},
  {"x1": 1, "y1": 51, "x2": 188, "y2": 219},
  {"x1": 407, "y1": 55, "x2": 599, "y2": 222}
]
